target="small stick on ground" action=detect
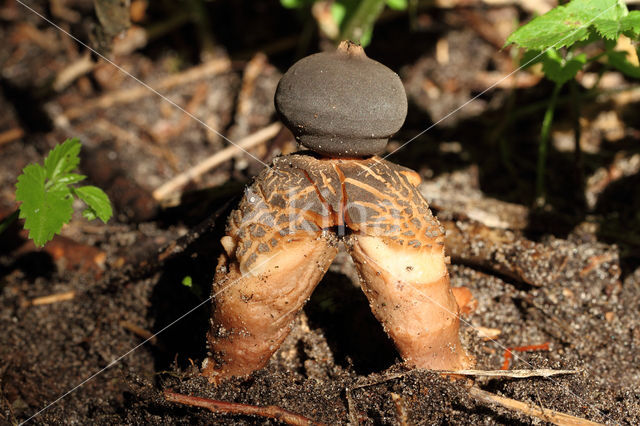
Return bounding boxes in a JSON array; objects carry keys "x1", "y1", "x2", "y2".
[
  {"x1": 468, "y1": 385, "x2": 603, "y2": 426},
  {"x1": 345, "y1": 368, "x2": 580, "y2": 424},
  {"x1": 345, "y1": 387, "x2": 359, "y2": 426},
  {"x1": 390, "y1": 393, "x2": 409, "y2": 426},
  {"x1": 152, "y1": 122, "x2": 282, "y2": 203},
  {"x1": 164, "y1": 390, "x2": 325, "y2": 426},
  {"x1": 441, "y1": 368, "x2": 577, "y2": 379},
  {"x1": 121, "y1": 320, "x2": 168, "y2": 352},
  {"x1": 350, "y1": 367, "x2": 576, "y2": 393},
  {"x1": 0, "y1": 127, "x2": 24, "y2": 146},
  {"x1": 60, "y1": 57, "x2": 231, "y2": 121},
  {"x1": 30, "y1": 291, "x2": 76, "y2": 306},
  {"x1": 53, "y1": 53, "x2": 95, "y2": 92}
]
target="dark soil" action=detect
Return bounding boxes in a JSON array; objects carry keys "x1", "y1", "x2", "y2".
[{"x1": 1, "y1": 1, "x2": 640, "y2": 424}]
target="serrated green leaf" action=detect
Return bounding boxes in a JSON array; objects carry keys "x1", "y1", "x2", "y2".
[
  {"x1": 14, "y1": 138, "x2": 113, "y2": 247},
  {"x1": 593, "y1": 19, "x2": 625, "y2": 40},
  {"x1": 541, "y1": 50, "x2": 587, "y2": 84},
  {"x1": 593, "y1": 8, "x2": 640, "y2": 40},
  {"x1": 607, "y1": 50, "x2": 640, "y2": 78},
  {"x1": 621, "y1": 11, "x2": 640, "y2": 38},
  {"x1": 74, "y1": 186, "x2": 112, "y2": 223},
  {"x1": 16, "y1": 163, "x2": 74, "y2": 247},
  {"x1": 44, "y1": 138, "x2": 81, "y2": 181},
  {"x1": 506, "y1": 0, "x2": 627, "y2": 51},
  {"x1": 16, "y1": 163, "x2": 46, "y2": 215}
]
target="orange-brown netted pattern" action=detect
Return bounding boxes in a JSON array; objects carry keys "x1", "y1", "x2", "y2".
[{"x1": 203, "y1": 154, "x2": 472, "y2": 382}]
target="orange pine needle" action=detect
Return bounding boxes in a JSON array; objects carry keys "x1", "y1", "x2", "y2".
[{"x1": 501, "y1": 342, "x2": 550, "y2": 370}]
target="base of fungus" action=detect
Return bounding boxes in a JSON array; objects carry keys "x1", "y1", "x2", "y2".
[{"x1": 204, "y1": 153, "x2": 475, "y2": 382}]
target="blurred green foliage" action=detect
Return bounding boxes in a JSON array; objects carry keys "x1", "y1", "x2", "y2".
[{"x1": 281, "y1": 0, "x2": 408, "y2": 46}]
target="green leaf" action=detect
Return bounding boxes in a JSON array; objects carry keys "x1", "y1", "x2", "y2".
[
  {"x1": 182, "y1": 276, "x2": 193, "y2": 287},
  {"x1": 542, "y1": 50, "x2": 587, "y2": 84},
  {"x1": 14, "y1": 138, "x2": 114, "y2": 247},
  {"x1": 16, "y1": 164, "x2": 46, "y2": 212},
  {"x1": 48, "y1": 173, "x2": 86, "y2": 192},
  {"x1": 73, "y1": 186, "x2": 113, "y2": 223},
  {"x1": 621, "y1": 11, "x2": 640, "y2": 38},
  {"x1": 82, "y1": 209, "x2": 97, "y2": 221},
  {"x1": 593, "y1": 19, "x2": 625, "y2": 40},
  {"x1": 44, "y1": 138, "x2": 81, "y2": 181},
  {"x1": 606, "y1": 50, "x2": 640, "y2": 78},
  {"x1": 519, "y1": 49, "x2": 545, "y2": 68},
  {"x1": 16, "y1": 163, "x2": 74, "y2": 247},
  {"x1": 506, "y1": 0, "x2": 627, "y2": 51},
  {"x1": 55, "y1": 173, "x2": 86, "y2": 185},
  {"x1": 592, "y1": 8, "x2": 640, "y2": 40},
  {"x1": 385, "y1": 0, "x2": 407, "y2": 11}
]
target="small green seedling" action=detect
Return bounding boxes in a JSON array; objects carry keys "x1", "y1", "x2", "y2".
[
  {"x1": 505, "y1": 0, "x2": 640, "y2": 204},
  {"x1": 9, "y1": 138, "x2": 113, "y2": 247},
  {"x1": 181, "y1": 275, "x2": 206, "y2": 299},
  {"x1": 181, "y1": 275, "x2": 193, "y2": 287}
]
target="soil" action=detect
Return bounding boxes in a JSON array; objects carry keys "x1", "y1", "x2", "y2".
[{"x1": 1, "y1": 1, "x2": 640, "y2": 425}]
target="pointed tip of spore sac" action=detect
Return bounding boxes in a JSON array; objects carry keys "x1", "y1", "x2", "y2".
[{"x1": 336, "y1": 40, "x2": 366, "y2": 58}]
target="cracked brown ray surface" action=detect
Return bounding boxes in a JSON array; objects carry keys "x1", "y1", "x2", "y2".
[{"x1": 204, "y1": 153, "x2": 472, "y2": 382}]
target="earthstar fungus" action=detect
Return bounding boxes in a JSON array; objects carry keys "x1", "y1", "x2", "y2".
[{"x1": 203, "y1": 41, "x2": 473, "y2": 383}]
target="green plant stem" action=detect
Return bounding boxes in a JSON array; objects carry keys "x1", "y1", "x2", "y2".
[
  {"x1": 0, "y1": 209, "x2": 19, "y2": 235},
  {"x1": 536, "y1": 82, "x2": 563, "y2": 206},
  {"x1": 145, "y1": 11, "x2": 191, "y2": 41},
  {"x1": 569, "y1": 79, "x2": 584, "y2": 189},
  {"x1": 339, "y1": 0, "x2": 386, "y2": 44},
  {"x1": 186, "y1": 0, "x2": 217, "y2": 58}
]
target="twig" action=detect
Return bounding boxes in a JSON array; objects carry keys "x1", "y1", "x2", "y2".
[
  {"x1": 440, "y1": 368, "x2": 578, "y2": 379},
  {"x1": 152, "y1": 122, "x2": 282, "y2": 202},
  {"x1": 120, "y1": 321, "x2": 156, "y2": 345},
  {"x1": 53, "y1": 53, "x2": 95, "y2": 92},
  {"x1": 390, "y1": 393, "x2": 409, "y2": 426},
  {"x1": 345, "y1": 387, "x2": 359, "y2": 426},
  {"x1": 120, "y1": 320, "x2": 168, "y2": 352},
  {"x1": 468, "y1": 385, "x2": 603, "y2": 426},
  {"x1": 0, "y1": 127, "x2": 25, "y2": 146},
  {"x1": 345, "y1": 368, "x2": 580, "y2": 424},
  {"x1": 60, "y1": 57, "x2": 231, "y2": 121},
  {"x1": 353, "y1": 368, "x2": 577, "y2": 390},
  {"x1": 50, "y1": 0, "x2": 80, "y2": 22},
  {"x1": 15, "y1": 22, "x2": 59, "y2": 53},
  {"x1": 30, "y1": 291, "x2": 76, "y2": 306},
  {"x1": 164, "y1": 390, "x2": 324, "y2": 426}
]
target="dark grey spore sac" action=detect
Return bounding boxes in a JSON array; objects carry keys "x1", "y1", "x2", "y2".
[{"x1": 274, "y1": 41, "x2": 407, "y2": 158}]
